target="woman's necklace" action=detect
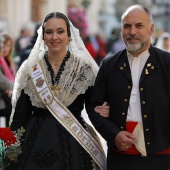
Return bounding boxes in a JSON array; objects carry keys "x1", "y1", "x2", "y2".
[
  {"x1": 48, "y1": 56, "x2": 64, "y2": 69},
  {"x1": 44, "y1": 51, "x2": 70, "y2": 96}
]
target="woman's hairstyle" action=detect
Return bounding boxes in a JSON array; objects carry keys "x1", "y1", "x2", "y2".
[
  {"x1": 42, "y1": 12, "x2": 71, "y2": 39},
  {"x1": 1, "y1": 33, "x2": 15, "y2": 68}
]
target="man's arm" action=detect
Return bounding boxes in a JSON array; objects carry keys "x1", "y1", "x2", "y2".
[{"x1": 87, "y1": 60, "x2": 120, "y2": 146}]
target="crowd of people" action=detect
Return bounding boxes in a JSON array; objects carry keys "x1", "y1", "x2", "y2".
[{"x1": 0, "y1": 3, "x2": 169, "y2": 170}]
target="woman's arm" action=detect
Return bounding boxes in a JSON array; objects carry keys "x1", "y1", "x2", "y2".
[
  {"x1": 10, "y1": 89, "x2": 32, "y2": 131},
  {"x1": 0, "y1": 69, "x2": 13, "y2": 90}
]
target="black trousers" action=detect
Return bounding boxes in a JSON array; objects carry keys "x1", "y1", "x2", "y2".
[{"x1": 107, "y1": 148, "x2": 170, "y2": 170}]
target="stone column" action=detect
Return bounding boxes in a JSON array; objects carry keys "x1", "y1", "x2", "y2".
[
  {"x1": 6, "y1": 0, "x2": 32, "y2": 38},
  {"x1": 39, "y1": 0, "x2": 67, "y2": 20},
  {"x1": 86, "y1": 0, "x2": 101, "y2": 35}
]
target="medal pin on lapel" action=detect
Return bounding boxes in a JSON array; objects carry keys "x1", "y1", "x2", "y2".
[
  {"x1": 145, "y1": 68, "x2": 149, "y2": 75},
  {"x1": 147, "y1": 63, "x2": 151, "y2": 67}
]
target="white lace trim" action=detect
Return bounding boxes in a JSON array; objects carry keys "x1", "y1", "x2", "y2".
[{"x1": 12, "y1": 53, "x2": 97, "y2": 111}]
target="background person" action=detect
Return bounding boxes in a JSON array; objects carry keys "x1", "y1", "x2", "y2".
[
  {"x1": 14, "y1": 26, "x2": 32, "y2": 57},
  {"x1": 1, "y1": 32, "x2": 16, "y2": 82},
  {"x1": 155, "y1": 32, "x2": 170, "y2": 52},
  {"x1": 18, "y1": 22, "x2": 41, "y2": 67},
  {"x1": 0, "y1": 34, "x2": 13, "y2": 127}
]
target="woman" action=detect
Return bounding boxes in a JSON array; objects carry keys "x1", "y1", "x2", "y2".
[
  {"x1": 8, "y1": 12, "x2": 108, "y2": 170},
  {"x1": 0, "y1": 34, "x2": 13, "y2": 91},
  {"x1": 0, "y1": 34, "x2": 13, "y2": 127},
  {"x1": 155, "y1": 32, "x2": 170, "y2": 52},
  {"x1": 0, "y1": 33, "x2": 16, "y2": 83}
]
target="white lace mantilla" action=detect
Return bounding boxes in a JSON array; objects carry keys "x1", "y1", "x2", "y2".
[{"x1": 10, "y1": 19, "x2": 99, "y2": 124}]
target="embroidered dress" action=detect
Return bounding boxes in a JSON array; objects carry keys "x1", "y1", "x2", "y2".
[
  {"x1": 7, "y1": 54, "x2": 101, "y2": 170},
  {"x1": 7, "y1": 16, "x2": 106, "y2": 169}
]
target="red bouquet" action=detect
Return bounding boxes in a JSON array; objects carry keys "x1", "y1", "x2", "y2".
[
  {"x1": 0, "y1": 127, "x2": 25, "y2": 168},
  {"x1": 0, "y1": 128, "x2": 17, "y2": 147}
]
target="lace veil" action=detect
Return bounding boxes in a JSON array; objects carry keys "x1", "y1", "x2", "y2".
[
  {"x1": 155, "y1": 32, "x2": 170, "y2": 52},
  {"x1": 11, "y1": 16, "x2": 99, "y2": 121}
]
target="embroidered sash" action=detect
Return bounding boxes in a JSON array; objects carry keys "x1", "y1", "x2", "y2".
[{"x1": 30, "y1": 61, "x2": 107, "y2": 170}]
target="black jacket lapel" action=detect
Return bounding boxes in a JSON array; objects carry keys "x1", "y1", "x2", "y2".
[
  {"x1": 117, "y1": 54, "x2": 132, "y2": 83},
  {"x1": 140, "y1": 46, "x2": 158, "y2": 85}
]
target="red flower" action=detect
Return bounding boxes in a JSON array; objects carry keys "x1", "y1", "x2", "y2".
[{"x1": 0, "y1": 128, "x2": 16, "y2": 147}]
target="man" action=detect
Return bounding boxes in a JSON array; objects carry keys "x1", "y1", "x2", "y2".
[{"x1": 87, "y1": 4, "x2": 170, "y2": 170}]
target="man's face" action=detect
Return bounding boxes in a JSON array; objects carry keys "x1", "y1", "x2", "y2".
[{"x1": 121, "y1": 7, "x2": 154, "y2": 56}]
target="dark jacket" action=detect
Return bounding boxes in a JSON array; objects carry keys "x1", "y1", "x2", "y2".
[{"x1": 87, "y1": 45, "x2": 170, "y2": 154}]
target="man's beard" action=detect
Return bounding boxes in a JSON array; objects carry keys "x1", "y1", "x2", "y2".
[
  {"x1": 124, "y1": 35, "x2": 149, "y2": 53},
  {"x1": 126, "y1": 42, "x2": 142, "y2": 52}
]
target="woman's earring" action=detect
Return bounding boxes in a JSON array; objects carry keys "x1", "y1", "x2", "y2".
[
  {"x1": 69, "y1": 37, "x2": 72, "y2": 42},
  {"x1": 44, "y1": 42, "x2": 48, "y2": 51},
  {"x1": 67, "y1": 37, "x2": 72, "y2": 51}
]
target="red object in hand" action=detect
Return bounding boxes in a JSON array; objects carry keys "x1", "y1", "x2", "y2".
[
  {"x1": 125, "y1": 121, "x2": 140, "y2": 154},
  {"x1": 0, "y1": 127, "x2": 16, "y2": 146}
]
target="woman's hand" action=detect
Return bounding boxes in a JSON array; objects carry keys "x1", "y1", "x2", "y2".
[
  {"x1": 5, "y1": 90, "x2": 12, "y2": 97},
  {"x1": 94, "y1": 102, "x2": 109, "y2": 118}
]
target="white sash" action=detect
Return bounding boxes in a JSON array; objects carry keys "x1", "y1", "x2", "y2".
[{"x1": 30, "y1": 61, "x2": 107, "y2": 170}]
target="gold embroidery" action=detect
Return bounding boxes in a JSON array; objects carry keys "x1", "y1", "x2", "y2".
[
  {"x1": 33, "y1": 64, "x2": 38, "y2": 71},
  {"x1": 50, "y1": 84, "x2": 61, "y2": 96}
]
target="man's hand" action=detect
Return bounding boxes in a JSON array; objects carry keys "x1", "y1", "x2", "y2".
[{"x1": 115, "y1": 131, "x2": 136, "y2": 151}]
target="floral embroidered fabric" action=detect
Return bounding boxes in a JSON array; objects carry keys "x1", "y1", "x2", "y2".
[{"x1": 18, "y1": 52, "x2": 97, "y2": 110}]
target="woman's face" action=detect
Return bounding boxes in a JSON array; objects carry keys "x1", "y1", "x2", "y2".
[
  {"x1": 0, "y1": 49, "x2": 3, "y2": 57},
  {"x1": 4, "y1": 40, "x2": 12, "y2": 57},
  {"x1": 43, "y1": 18, "x2": 69, "y2": 53},
  {"x1": 0, "y1": 44, "x2": 4, "y2": 57},
  {"x1": 163, "y1": 37, "x2": 169, "y2": 49}
]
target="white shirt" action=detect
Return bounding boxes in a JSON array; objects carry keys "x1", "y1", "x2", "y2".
[{"x1": 127, "y1": 50, "x2": 150, "y2": 124}]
